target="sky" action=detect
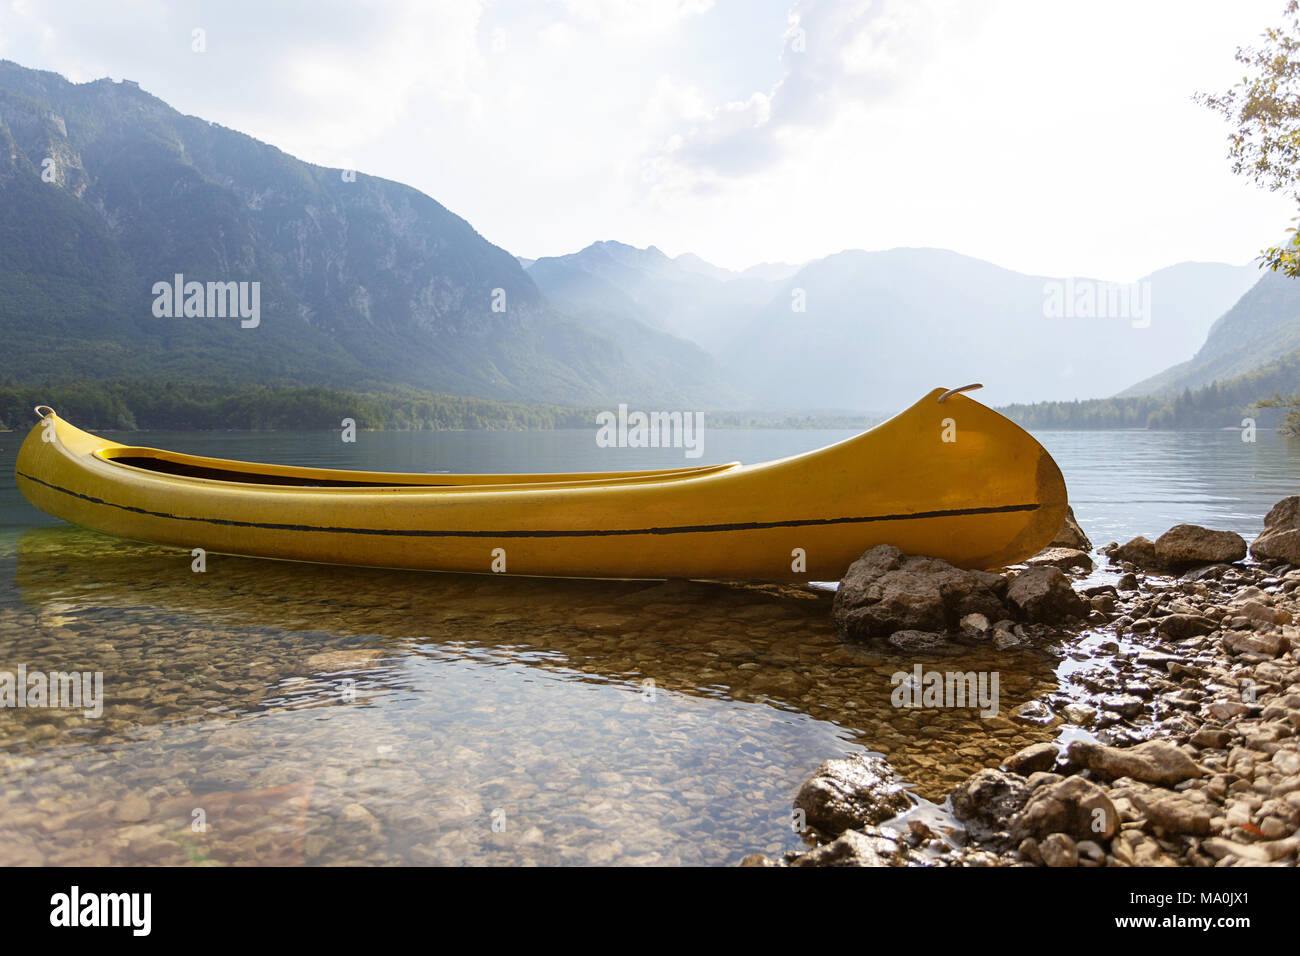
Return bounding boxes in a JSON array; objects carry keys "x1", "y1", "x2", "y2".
[{"x1": 0, "y1": 0, "x2": 1295, "y2": 282}]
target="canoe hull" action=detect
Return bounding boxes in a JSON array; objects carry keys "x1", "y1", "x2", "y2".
[{"x1": 15, "y1": 389, "x2": 1068, "y2": 581}]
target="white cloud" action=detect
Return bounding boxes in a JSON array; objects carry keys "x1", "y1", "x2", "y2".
[
  {"x1": 0, "y1": 0, "x2": 1294, "y2": 280},
  {"x1": 561, "y1": 0, "x2": 714, "y2": 38},
  {"x1": 267, "y1": 3, "x2": 485, "y2": 159},
  {"x1": 0, "y1": 0, "x2": 486, "y2": 165},
  {"x1": 539, "y1": 20, "x2": 579, "y2": 53},
  {"x1": 645, "y1": 0, "x2": 973, "y2": 186}
]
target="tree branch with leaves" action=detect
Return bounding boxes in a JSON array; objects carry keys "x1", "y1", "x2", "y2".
[{"x1": 1200, "y1": 0, "x2": 1300, "y2": 274}]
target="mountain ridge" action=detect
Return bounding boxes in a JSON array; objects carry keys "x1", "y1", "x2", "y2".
[
  {"x1": 0, "y1": 60, "x2": 738, "y2": 408},
  {"x1": 530, "y1": 240, "x2": 1259, "y2": 411},
  {"x1": 1117, "y1": 268, "x2": 1300, "y2": 398},
  {"x1": 2, "y1": 59, "x2": 1275, "y2": 418}
]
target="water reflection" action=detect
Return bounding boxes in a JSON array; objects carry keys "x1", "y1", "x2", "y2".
[
  {"x1": 1036, "y1": 428, "x2": 1300, "y2": 545},
  {"x1": 1, "y1": 526, "x2": 1060, "y2": 865}
]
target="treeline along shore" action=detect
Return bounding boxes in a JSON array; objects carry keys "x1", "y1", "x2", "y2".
[
  {"x1": 0, "y1": 382, "x2": 595, "y2": 432},
  {"x1": 0, "y1": 381, "x2": 879, "y2": 432},
  {"x1": 1001, "y1": 349, "x2": 1300, "y2": 432},
  {"x1": 2, "y1": 353, "x2": 1297, "y2": 433}
]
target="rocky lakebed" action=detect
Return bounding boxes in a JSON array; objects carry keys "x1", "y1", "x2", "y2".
[
  {"x1": 4, "y1": 493, "x2": 1300, "y2": 867},
  {"x1": 742, "y1": 497, "x2": 1300, "y2": 868}
]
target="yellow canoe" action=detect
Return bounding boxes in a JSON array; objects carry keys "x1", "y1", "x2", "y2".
[{"x1": 14, "y1": 387, "x2": 1068, "y2": 582}]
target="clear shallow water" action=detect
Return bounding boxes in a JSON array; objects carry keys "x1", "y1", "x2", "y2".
[
  {"x1": 0, "y1": 426, "x2": 1295, "y2": 865},
  {"x1": 1033, "y1": 429, "x2": 1300, "y2": 546}
]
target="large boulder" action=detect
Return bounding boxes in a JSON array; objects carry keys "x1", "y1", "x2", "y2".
[
  {"x1": 1026, "y1": 548, "x2": 1094, "y2": 572},
  {"x1": 792, "y1": 753, "x2": 912, "y2": 837},
  {"x1": 1111, "y1": 535, "x2": 1157, "y2": 567},
  {"x1": 887, "y1": 629, "x2": 948, "y2": 652},
  {"x1": 832, "y1": 545, "x2": 1009, "y2": 640},
  {"x1": 1251, "y1": 496, "x2": 1300, "y2": 566},
  {"x1": 1001, "y1": 742, "x2": 1060, "y2": 776},
  {"x1": 1005, "y1": 566, "x2": 1087, "y2": 623},
  {"x1": 1046, "y1": 505, "x2": 1093, "y2": 551},
  {"x1": 786, "y1": 826, "x2": 917, "y2": 867},
  {"x1": 1039, "y1": 832, "x2": 1079, "y2": 867},
  {"x1": 1127, "y1": 787, "x2": 1212, "y2": 837},
  {"x1": 1009, "y1": 776, "x2": 1119, "y2": 843},
  {"x1": 949, "y1": 768, "x2": 1032, "y2": 843},
  {"x1": 1066, "y1": 739, "x2": 1202, "y2": 786},
  {"x1": 1156, "y1": 613, "x2": 1217, "y2": 640},
  {"x1": 1153, "y1": 524, "x2": 1246, "y2": 569}
]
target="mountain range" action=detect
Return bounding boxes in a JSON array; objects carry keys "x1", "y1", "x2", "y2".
[
  {"x1": 1118, "y1": 270, "x2": 1300, "y2": 397},
  {"x1": 1, "y1": 58, "x2": 1291, "y2": 421},
  {"x1": 0, "y1": 60, "x2": 735, "y2": 408},
  {"x1": 526, "y1": 242, "x2": 1260, "y2": 411}
]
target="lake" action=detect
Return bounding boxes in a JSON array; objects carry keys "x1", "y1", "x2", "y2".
[{"x1": 0, "y1": 426, "x2": 1295, "y2": 865}]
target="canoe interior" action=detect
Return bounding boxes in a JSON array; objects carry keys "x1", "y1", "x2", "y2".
[
  {"x1": 95, "y1": 446, "x2": 740, "y2": 490},
  {"x1": 107, "y1": 455, "x2": 450, "y2": 487}
]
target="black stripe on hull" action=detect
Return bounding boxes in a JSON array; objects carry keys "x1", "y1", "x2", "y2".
[{"x1": 16, "y1": 471, "x2": 1039, "y2": 539}]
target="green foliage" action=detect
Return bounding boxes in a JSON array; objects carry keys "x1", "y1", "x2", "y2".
[
  {"x1": 1001, "y1": 347, "x2": 1300, "y2": 430},
  {"x1": 1255, "y1": 393, "x2": 1300, "y2": 435},
  {"x1": 1199, "y1": 0, "x2": 1300, "y2": 276},
  {"x1": 0, "y1": 382, "x2": 595, "y2": 432},
  {"x1": 0, "y1": 381, "x2": 882, "y2": 433}
]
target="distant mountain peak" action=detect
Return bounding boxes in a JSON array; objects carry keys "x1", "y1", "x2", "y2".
[
  {"x1": 580, "y1": 239, "x2": 671, "y2": 263},
  {"x1": 673, "y1": 252, "x2": 737, "y2": 281},
  {"x1": 0, "y1": 57, "x2": 734, "y2": 407}
]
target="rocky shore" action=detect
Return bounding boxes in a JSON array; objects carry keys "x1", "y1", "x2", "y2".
[{"x1": 742, "y1": 500, "x2": 1300, "y2": 867}]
